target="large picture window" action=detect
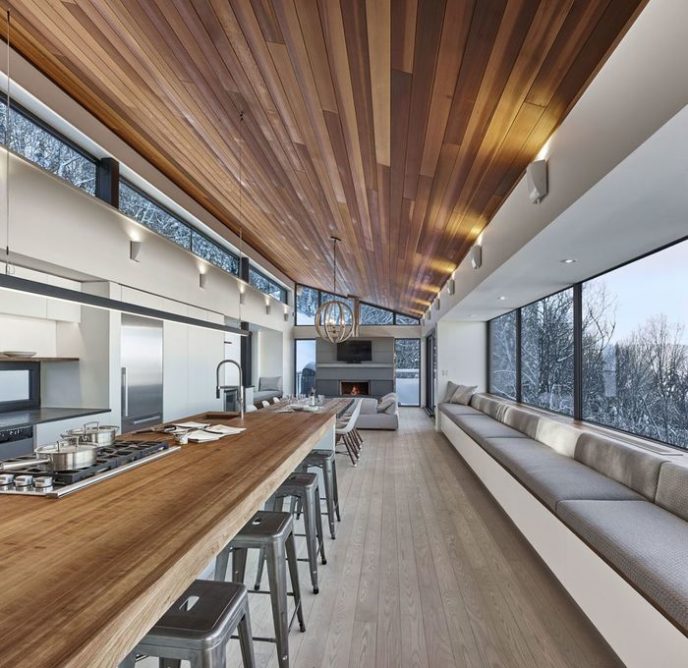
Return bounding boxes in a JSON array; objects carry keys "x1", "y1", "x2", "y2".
[
  {"x1": 582, "y1": 242, "x2": 688, "y2": 448},
  {"x1": 295, "y1": 339, "x2": 316, "y2": 396},
  {"x1": 521, "y1": 289, "x2": 574, "y2": 415},
  {"x1": 489, "y1": 311, "x2": 517, "y2": 400},
  {"x1": 487, "y1": 238, "x2": 688, "y2": 450}
]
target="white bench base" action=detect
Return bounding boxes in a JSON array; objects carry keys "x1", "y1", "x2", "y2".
[{"x1": 440, "y1": 413, "x2": 688, "y2": 668}]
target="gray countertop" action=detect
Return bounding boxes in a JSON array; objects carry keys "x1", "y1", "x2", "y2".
[{"x1": 0, "y1": 407, "x2": 112, "y2": 430}]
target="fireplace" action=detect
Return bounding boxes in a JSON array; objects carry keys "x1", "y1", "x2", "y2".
[{"x1": 340, "y1": 381, "x2": 370, "y2": 396}]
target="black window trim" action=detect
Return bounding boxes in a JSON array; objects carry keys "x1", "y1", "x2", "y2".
[
  {"x1": 486, "y1": 234, "x2": 688, "y2": 452},
  {"x1": 394, "y1": 337, "x2": 421, "y2": 407},
  {"x1": 248, "y1": 263, "x2": 288, "y2": 303},
  {"x1": 0, "y1": 93, "x2": 98, "y2": 164},
  {"x1": 119, "y1": 177, "x2": 240, "y2": 275}
]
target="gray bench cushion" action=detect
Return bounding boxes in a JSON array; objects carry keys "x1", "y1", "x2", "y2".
[
  {"x1": 655, "y1": 462, "x2": 688, "y2": 522},
  {"x1": 557, "y1": 500, "x2": 688, "y2": 634},
  {"x1": 482, "y1": 438, "x2": 642, "y2": 511},
  {"x1": 438, "y1": 403, "x2": 482, "y2": 424},
  {"x1": 574, "y1": 433, "x2": 666, "y2": 500},
  {"x1": 453, "y1": 414, "x2": 527, "y2": 446},
  {"x1": 501, "y1": 405, "x2": 540, "y2": 439}
]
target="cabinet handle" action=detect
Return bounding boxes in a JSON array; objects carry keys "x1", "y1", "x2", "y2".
[{"x1": 121, "y1": 367, "x2": 129, "y2": 417}]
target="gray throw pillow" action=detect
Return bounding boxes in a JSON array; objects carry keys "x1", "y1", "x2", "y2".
[
  {"x1": 450, "y1": 384, "x2": 477, "y2": 405},
  {"x1": 442, "y1": 381, "x2": 460, "y2": 404},
  {"x1": 377, "y1": 397, "x2": 396, "y2": 413},
  {"x1": 380, "y1": 392, "x2": 398, "y2": 403},
  {"x1": 259, "y1": 376, "x2": 282, "y2": 391}
]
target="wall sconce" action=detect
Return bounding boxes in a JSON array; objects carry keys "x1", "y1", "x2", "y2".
[
  {"x1": 526, "y1": 159, "x2": 548, "y2": 203},
  {"x1": 469, "y1": 244, "x2": 482, "y2": 269},
  {"x1": 239, "y1": 283, "x2": 246, "y2": 304},
  {"x1": 129, "y1": 240, "x2": 142, "y2": 262},
  {"x1": 265, "y1": 297, "x2": 271, "y2": 315},
  {"x1": 420, "y1": 317, "x2": 425, "y2": 327},
  {"x1": 435, "y1": 298, "x2": 441, "y2": 311},
  {"x1": 448, "y1": 278, "x2": 455, "y2": 295},
  {"x1": 199, "y1": 271, "x2": 208, "y2": 289},
  {"x1": 283, "y1": 305, "x2": 289, "y2": 322}
]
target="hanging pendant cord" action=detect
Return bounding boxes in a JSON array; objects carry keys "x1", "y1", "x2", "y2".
[
  {"x1": 238, "y1": 110, "x2": 244, "y2": 321},
  {"x1": 5, "y1": 9, "x2": 12, "y2": 275},
  {"x1": 332, "y1": 238, "x2": 337, "y2": 294}
]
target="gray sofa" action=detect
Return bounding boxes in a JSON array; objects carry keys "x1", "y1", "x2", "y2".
[
  {"x1": 253, "y1": 376, "x2": 283, "y2": 405},
  {"x1": 439, "y1": 395, "x2": 688, "y2": 637},
  {"x1": 352, "y1": 395, "x2": 399, "y2": 430}
]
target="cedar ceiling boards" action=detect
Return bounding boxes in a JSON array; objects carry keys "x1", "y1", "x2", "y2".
[{"x1": 1, "y1": 0, "x2": 646, "y2": 315}]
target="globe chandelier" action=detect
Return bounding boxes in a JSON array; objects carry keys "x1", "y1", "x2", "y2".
[{"x1": 314, "y1": 236, "x2": 356, "y2": 343}]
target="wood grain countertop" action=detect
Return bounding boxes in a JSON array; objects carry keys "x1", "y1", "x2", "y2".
[{"x1": 0, "y1": 398, "x2": 351, "y2": 667}]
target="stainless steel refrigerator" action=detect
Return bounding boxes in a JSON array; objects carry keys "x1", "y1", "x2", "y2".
[{"x1": 121, "y1": 314, "x2": 163, "y2": 433}]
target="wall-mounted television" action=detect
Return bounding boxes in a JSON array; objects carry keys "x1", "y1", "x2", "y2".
[{"x1": 337, "y1": 340, "x2": 372, "y2": 363}]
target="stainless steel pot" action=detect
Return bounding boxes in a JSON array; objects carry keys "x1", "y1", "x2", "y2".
[
  {"x1": 0, "y1": 440, "x2": 98, "y2": 472},
  {"x1": 64, "y1": 421, "x2": 118, "y2": 447}
]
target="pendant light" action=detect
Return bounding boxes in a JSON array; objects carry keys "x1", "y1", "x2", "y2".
[{"x1": 314, "y1": 236, "x2": 356, "y2": 343}]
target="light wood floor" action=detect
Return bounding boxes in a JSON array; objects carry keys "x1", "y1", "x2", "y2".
[{"x1": 140, "y1": 408, "x2": 622, "y2": 668}]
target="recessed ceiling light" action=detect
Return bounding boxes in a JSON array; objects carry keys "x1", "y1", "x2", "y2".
[
  {"x1": 561, "y1": 258, "x2": 577, "y2": 264},
  {"x1": 498, "y1": 296, "x2": 507, "y2": 301}
]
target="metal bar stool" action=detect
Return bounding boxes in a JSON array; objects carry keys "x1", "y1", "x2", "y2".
[
  {"x1": 214, "y1": 511, "x2": 305, "y2": 668},
  {"x1": 336, "y1": 399, "x2": 362, "y2": 465},
  {"x1": 255, "y1": 472, "x2": 326, "y2": 594},
  {"x1": 119, "y1": 580, "x2": 254, "y2": 668},
  {"x1": 300, "y1": 449, "x2": 341, "y2": 539}
]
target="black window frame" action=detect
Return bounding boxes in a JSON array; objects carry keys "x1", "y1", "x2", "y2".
[
  {"x1": 294, "y1": 338, "x2": 317, "y2": 396},
  {"x1": 119, "y1": 177, "x2": 240, "y2": 276},
  {"x1": 394, "y1": 337, "x2": 421, "y2": 407},
  {"x1": 249, "y1": 264, "x2": 288, "y2": 303},
  {"x1": 0, "y1": 94, "x2": 98, "y2": 194},
  {"x1": 486, "y1": 233, "x2": 688, "y2": 452}
]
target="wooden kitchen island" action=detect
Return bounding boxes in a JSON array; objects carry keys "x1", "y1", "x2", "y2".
[{"x1": 0, "y1": 399, "x2": 351, "y2": 667}]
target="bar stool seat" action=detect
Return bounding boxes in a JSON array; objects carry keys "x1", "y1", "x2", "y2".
[
  {"x1": 215, "y1": 511, "x2": 304, "y2": 668},
  {"x1": 120, "y1": 580, "x2": 254, "y2": 668},
  {"x1": 300, "y1": 449, "x2": 341, "y2": 538}
]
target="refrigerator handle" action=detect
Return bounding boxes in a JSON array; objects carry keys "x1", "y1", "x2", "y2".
[{"x1": 121, "y1": 366, "x2": 129, "y2": 418}]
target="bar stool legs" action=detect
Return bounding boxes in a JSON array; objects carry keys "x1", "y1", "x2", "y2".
[
  {"x1": 301, "y1": 450, "x2": 341, "y2": 538},
  {"x1": 215, "y1": 512, "x2": 305, "y2": 668}
]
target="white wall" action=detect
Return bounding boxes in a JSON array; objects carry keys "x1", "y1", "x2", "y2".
[{"x1": 435, "y1": 320, "x2": 487, "y2": 407}]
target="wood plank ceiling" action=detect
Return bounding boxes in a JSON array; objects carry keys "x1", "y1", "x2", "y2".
[{"x1": 1, "y1": 1, "x2": 645, "y2": 315}]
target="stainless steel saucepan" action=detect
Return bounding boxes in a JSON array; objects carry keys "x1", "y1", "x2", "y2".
[
  {"x1": 63, "y1": 421, "x2": 118, "y2": 447},
  {"x1": 0, "y1": 440, "x2": 98, "y2": 472}
]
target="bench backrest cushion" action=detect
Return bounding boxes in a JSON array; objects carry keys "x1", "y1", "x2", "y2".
[
  {"x1": 574, "y1": 433, "x2": 666, "y2": 500},
  {"x1": 470, "y1": 394, "x2": 509, "y2": 421},
  {"x1": 655, "y1": 462, "x2": 688, "y2": 522}
]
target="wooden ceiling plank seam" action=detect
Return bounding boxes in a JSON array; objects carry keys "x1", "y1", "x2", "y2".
[
  {"x1": 401, "y1": 0, "x2": 447, "y2": 203},
  {"x1": 418, "y1": 0, "x2": 476, "y2": 179},
  {"x1": 317, "y1": 0, "x2": 377, "y2": 269},
  {"x1": 446, "y1": 0, "x2": 574, "y2": 238},
  {"x1": 365, "y1": 0, "x2": 390, "y2": 168},
  {"x1": 249, "y1": 0, "x2": 285, "y2": 44},
  {"x1": 390, "y1": 0, "x2": 418, "y2": 74}
]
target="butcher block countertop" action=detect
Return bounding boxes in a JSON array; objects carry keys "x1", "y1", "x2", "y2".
[{"x1": 0, "y1": 398, "x2": 351, "y2": 667}]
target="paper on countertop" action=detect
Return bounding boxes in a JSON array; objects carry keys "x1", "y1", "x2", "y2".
[
  {"x1": 205, "y1": 425, "x2": 246, "y2": 435},
  {"x1": 186, "y1": 430, "x2": 222, "y2": 442},
  {"x1": 174, "y1": 421, "x2": 210, "y2": 429}
]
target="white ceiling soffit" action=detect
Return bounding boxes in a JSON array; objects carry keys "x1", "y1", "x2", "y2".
[
  {"x1": 451, "y1": 102, "x2": 688, "y2": 321},
  {"x1": 433, "y1": 0, "x2": 688, "y2": 325}
]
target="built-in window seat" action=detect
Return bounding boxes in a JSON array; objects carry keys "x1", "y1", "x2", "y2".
[{"x1": 438, "y1": 394, "x2": 688, "y2": 668}]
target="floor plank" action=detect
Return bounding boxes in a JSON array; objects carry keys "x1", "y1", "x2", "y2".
[{"x1": 138, "y1": 408, "x2": 622, "y2": 668}]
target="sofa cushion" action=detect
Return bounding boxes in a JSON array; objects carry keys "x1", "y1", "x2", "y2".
[
  {"x1": 501, "y1": 405, "x2": 540, "y2": 439},
  {"x1": 453, "y1": 414, "x2": 527, "y2": 446},
  {"x1": 655, "y1": 462, "x2": 688, "y2": 522},
  {"x1": 377, "y1": 397, "x2": 396, "y2": 414},
  {"x1": 380, "y1": 392, "x2": 397, "y2": 403},
  {"x1": 557, "y1": 500, "x2": 688, "y2": 634},
  {"x1": 481, "y1": 437, "x2": 643, "y2": 511},
  {"x1": 259, "y1": 376, "x2": 282, "y2": 391},
  {"x1": 470, "y1": 393, "x2": 510, "y2": 421},
  {"x1": 442, "y1": 381, "x2": 461, "y2": 404},
  {"x1": 450, "y1": 384, "x2": 477, "y2": 405},
  {"x1": 574, "y1": 433, "x2": 666, "y2": 500}
]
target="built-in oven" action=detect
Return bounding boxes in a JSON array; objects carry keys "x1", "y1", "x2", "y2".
[
  {"x1": 0, "y1": 425, "x2": 34, "y2": 459},
  {"x1": 0, "y1": 361, "x2": 40, "y2": 412}
]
